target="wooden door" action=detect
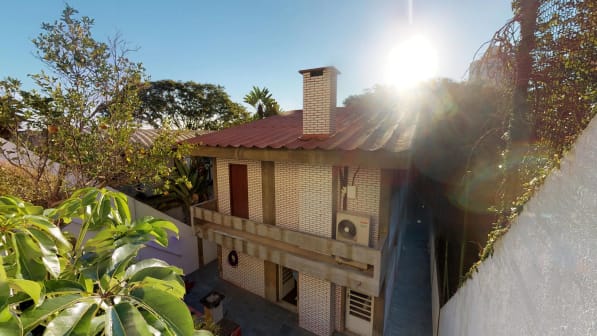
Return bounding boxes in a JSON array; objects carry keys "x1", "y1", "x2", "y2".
[{"x1": 229, "y1": 164, "x2": 249, "y2": 219}]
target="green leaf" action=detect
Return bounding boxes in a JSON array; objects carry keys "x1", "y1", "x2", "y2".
[
  {"x1": 124, "y1": 259, "x2": 174, "y2": 280},
  {"x1": 27, "y1": 215, "x2": 72, "y2": 251},
  {"x1": 113, "y1": 194, "x2": 131, "y2": 225},
  {"x1": 109, "y1": 302, "x2": 152, "y2": 336},
  {"x1": 8, "y1": 279, "x2": 42, "y2": 306},
  {"x1": 0, "y1": 306, "x2": 21, "y2": 336},
  {"x1": 44, "y1": 301, "x2": 99, "y2": 336},
  {"x1": 0, "y1": 282, "x2": 9, "y2": 312},
  {"x1": 13, "y1": 233, "x2": 46, "y2": 281},
  {"x1": 21, "y1": 294, "x2": 82, "y2": 332},
  {"x1": 109, "y1": 244, "x2": 142, "y2": 275},
  {"x1": 45, "y1": 280, "x2": 86, "y2": 294},
  {"x1": 131, "y1": 287, "x2": 194, "y2": 336},
  {"x1": 139, "y1": 307, "x2": 174, "y2": 336},
  {"x1": 28, "y1": 227, "x2": 61, "y2": 278},
  {"x1": 133, "y1": 277, "x2": 185, "y2": 299},
  {"x1": 89, "y1": 316, "x2": 105, "y2": 336},
  {"x1": 147, "y1": 218, "x2": 179, "y2": 236},
  {"x1": 129, "y1": 267, "x2": 184, "y2": 295},
  {"x1": 0, "y1": 256, "x2": 6, "y2": 281}
]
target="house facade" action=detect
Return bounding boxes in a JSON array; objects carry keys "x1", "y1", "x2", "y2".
[{"x1": 188, "y1": 67, "x2": 413, "y2": 336}]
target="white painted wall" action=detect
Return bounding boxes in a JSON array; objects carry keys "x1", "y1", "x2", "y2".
[
  {"x1": 129, "y1": 197, "x2": 199, "y2": 275},
  {"x1": 439, "y1": 118, "x2": 597, "y2": 336},
  {"x1": 64, "y1": 191, "x2": 201, "y2": 275}
]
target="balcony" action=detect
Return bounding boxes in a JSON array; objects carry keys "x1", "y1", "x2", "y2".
[{"x1": 192, "y1": 199, "x2": 400, "y2": 297}]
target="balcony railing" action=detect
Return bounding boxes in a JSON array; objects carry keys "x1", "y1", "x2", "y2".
[{"x1": 192, "y1": 203, "x2": 400, "y2": 297}]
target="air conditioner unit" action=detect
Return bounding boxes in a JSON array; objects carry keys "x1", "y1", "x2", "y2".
[{"x1": 335, "y1": 211, "x2": 370, "y2": 269}]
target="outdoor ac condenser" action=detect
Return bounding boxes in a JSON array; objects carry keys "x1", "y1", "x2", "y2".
[{"x1": 335, "y1": 211, "x2": 370, "y2": 269}]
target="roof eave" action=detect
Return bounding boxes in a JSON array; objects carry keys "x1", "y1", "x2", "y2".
[{"x1": 190, "y1": 145, "x2": 411, "y2": 170}]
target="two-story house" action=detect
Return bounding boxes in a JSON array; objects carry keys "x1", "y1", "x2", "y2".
[{"x1": 187, "y1": 67, "x2": 414, "y2": 336}]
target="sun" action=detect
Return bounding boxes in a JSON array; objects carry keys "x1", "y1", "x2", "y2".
[{"x1": 384, "y1": 35, "x2": 438, "y2": 89}]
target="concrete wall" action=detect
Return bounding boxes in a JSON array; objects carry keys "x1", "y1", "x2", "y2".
[{"x1": 439, "y1": 118, "x2": 597, "y2": 336}]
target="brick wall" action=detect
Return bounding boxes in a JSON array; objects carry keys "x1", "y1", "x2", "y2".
[
  {"x1": 275, "y1": 162, "x2": 299, "y2": 230},
  {"x1": 215, "y1": 158, "x2": 263, "y2": 222},
  {"x1": 345, "y1": 168, "x2": 381, "y2": 246},
  {"x1": 299, "y1": 273, "x2": 334, "y2": 336},
  {"x1": 334, "y1": 285, "x2": 345, "y2": 332},
  {"x1": 216, "y1": 159, "x2": 264, "y2": 296},
  {"x1": 294, "y1": 164, "x2": 335, "y2": 335},
  {"x1": 221, "y1": 247, "x2": 265, "y2": 297},
  {"x1": 302, "y1": 68, "x2": 337, "y2": 135},
  {"x1": 298, "y1": 164, "x2": 334, "y2": 238}
]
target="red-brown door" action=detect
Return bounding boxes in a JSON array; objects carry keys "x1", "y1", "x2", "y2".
[{"x1": 229, "y1": 164, "x2": 249, "y2": 219}]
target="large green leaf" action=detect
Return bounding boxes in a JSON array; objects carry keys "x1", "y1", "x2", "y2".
[
  {"x1": 133, "y1": 277, "x2": 185, "y2": 299},
  {"x1": 21, "y1": 294, "x2": 83, "y2": 332},
  {"x1": 139, "y1": 309, "x2": 174, "y2": 336},
  {"x1": 28, "y1": 227, "x2": 61, "y2": 278},
  {"x1": 26, "y1": 215, "x2": 72, "y2": 251},
  {"x1": 108, "y1": 244, "x2": 142, "y2": 275},
  {"x1": 131, "y1": 287, "x2": 194, "y2": 336},
  {"x1": 124, "y1": 259, "x2": 176, "y2": 280},
  {"x1": 13, "y1": 233, "x2": 46, "y2": 281},
  {"x1": 0, "y1": 282, "x2": 9, "y2": 312},
  {"x1": 0, "y1": 306, "x2": 21, "y2": 336},
  {"x1": 108, "y1": 302, "x2": 152, "y2": 336},
  {"x1": 89, "y1": 316, "x2": 105, "y2": 336},
  {"x1": 113, "y1": 195, "x2": 131, "y2": 225},
  {"x1": 44, "y1": 280, "x2": 86, "y2": 294},
  {"x1": 0, "y1": 256, "x2": 6, "y2": 281},
  {"x1": 129, "y1": 267, "x2": 184, "y2": 297},
  {"x1": 44, "y1": 301, "x2": 99, "y2": 336},
  {"x1": 8, "y1": 279, "x2": 42, "y2": 306}
]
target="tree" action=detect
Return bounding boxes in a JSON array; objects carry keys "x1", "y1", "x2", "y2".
[
  {"x1": 0, "y1": 187, "x2": 208, "y2": 335},
  {"x1": 137, "y1": 80, "x2": 251, "y2": 130},
  {"x1": 243, "y1": 86, "x2": 282, "y2": 119},
  {"x1": 162, "y1": 158, "x2": 210, "y2": 225},
  {"x1": 0, "y1": 6, "x2": 183, "y2": 206},
  {"x1": 342, "y1": 84, "x2": 399, "y2": 113}
]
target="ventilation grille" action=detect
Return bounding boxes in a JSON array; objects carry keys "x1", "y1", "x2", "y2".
[
  {"x1": 282, "y1": 267, "x2": 293, "y2": 283},
  {"x1": 348, "y1": 290, "x2": 372, "y2": 322}
]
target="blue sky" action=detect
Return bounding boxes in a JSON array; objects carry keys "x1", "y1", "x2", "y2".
[{"x1": 0, "y1": 1, "x2": 513, "y2": 111}]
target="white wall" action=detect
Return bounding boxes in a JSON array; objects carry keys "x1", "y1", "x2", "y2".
[
  {"x1": 129, "y1": 196, "x2": 199, "y2": 275},
  {"x1": 439, "y1": 118, "x2": 597, "y2": 336},
  {"x1": 60, "y1": 195, "x2": 202, "y2": 276}
]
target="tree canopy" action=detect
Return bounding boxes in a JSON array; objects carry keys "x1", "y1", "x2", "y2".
[
  {"x1": 0, "y1": 5, "x2": 183, "y2": 206},
  {"x1": 342, "y1": 84, "x2": 400, "y2": 113},
  {"x1": 243, "y1": 86, "x2": 282, "y2": 119},
  {"x1": 137, "y1": 80, "x2": 251, "y2": 130}
]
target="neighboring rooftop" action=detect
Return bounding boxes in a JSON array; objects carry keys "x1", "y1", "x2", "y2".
[
  {"x1": 132, "y1": 129, "x2": 210, "y2": 148},
  {"x1": 185, "y1": 107, "x2": 414, "y2": 153}
]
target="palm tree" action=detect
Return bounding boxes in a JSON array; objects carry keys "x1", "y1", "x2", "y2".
[{"x1": 243, "y1": 86, "x2": 282, "y2": 119}]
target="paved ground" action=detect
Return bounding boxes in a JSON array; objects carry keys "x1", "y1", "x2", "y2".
[
  {"x1": 185, "y1": 261, "x2": 344, "y2": 336},
  {"x1": 385, "y1": 203, "x2": 433, "y2": 335}
]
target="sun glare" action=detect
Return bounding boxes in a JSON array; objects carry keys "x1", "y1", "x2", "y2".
[{"x1": 385, "y1": 35, "x2": 438, "y2": 89}]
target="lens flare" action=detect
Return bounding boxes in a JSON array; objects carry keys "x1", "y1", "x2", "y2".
[{"x1": 385, "y1": 35, "x2": 438, "y2": 89}]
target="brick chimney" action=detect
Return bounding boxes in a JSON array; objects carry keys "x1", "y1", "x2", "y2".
[{"x1": 299, "y1": 66, "x2": 340, "y2": 138}]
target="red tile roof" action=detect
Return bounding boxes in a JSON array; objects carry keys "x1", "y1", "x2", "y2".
[{"x1": 185, "y1": 107, "x2": 414, "y2": 153}]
